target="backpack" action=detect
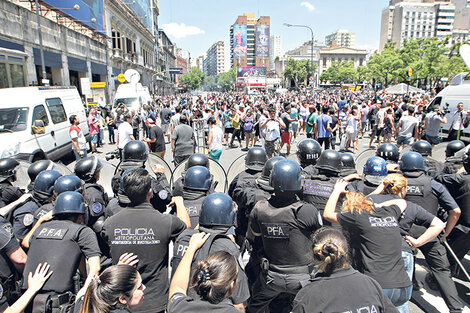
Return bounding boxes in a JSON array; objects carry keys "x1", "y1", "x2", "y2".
[{"x1": 244, "y1": 117, "x2": 254, "y2": 132}]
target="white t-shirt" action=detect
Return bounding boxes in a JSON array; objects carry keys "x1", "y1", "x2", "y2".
[
  {"x1": 399, "y1": 115, "x2": 418, "y2": 137},
  {"x1": 346, "y1": 115, "x2": 359, "y2": 134},
  {"x1": 118, "y1": 121, "x2": 133, "y2": 149},
  {"x1": 69, "y1": 126, "x2": 87, "y2": 150},
  {"x1": 209, "y1": 125, "x2": 223, "y2": 151},
  {"x1": 265, "y1": 120, "x2": 281, "y2": 141}
]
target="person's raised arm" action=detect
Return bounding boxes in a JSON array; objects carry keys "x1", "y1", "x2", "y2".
[
  {"x1": 76, "y1": 255, "x2": 101, "y2": 300},
  {"x1": 169, "y1": 196, "x2": 191, "y2": 229},
  {"x1": 0, "y1": 194, "x2": 31, "y2": 218},
  {"x1": 22, "y1": 210, "x2": 53, "y2": 249},
  {"x1": 324, "y1": 180, "x2": 349, "y2": 224}
]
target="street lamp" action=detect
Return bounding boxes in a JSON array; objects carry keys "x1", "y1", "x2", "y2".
[{"x1": 283, "y1": 23, "x2": 315, "y2": 90}]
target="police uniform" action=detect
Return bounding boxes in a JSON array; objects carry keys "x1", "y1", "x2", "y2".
[
  {"x1": 82, "y1": 182, "x2": 108, "y2": 230},
  {"x1": 34, "y1": 203, "x2": 54, "y2": 221},
  {"x1": 424, "y1": 156, "x2": 444, "y2": 178},
  {"x1": 348, "y1": 176, "x2": 382, "y2": 196},
  {"x1": 443, "y1": 156, "x2": 463, "y2": 174},
  {"x1": 12, "y1": 198, "x2": 42, "y2": 241},
  {"x1": 247, "y1": 196, "x2": 321, "y2": 313},
  {"x1": 101, "y1": 202, "x2": 186, "y2": 313},
  {"x1": 182, "y1": 194, "x2": 206, "y2": 229},
  {"x1": 104, "y1": 197, "x2": 127, "y2": 219},
  {"x1": 299, "y1": 164, "x2": 317, "y2": 179},
  {"x1": 0, "y1": 181, "x2": 23, "y2": 210},
  {"x1": 168, "y1": 292, "x2": 239, "y2": 313},
  {"x1": 402, "y1": 171, "x2": 463, "y2": 312},
  {"x1": 228, "y1": 169, "x2": 261, "y2": 198},
  {"x1": 0, "y1": 217, "x2": 22, "y2": 309},
  {"x1": 301, "y1": 171, "x2": 342, "y2": 219}
]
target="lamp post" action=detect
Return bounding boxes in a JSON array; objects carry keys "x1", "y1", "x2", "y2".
[{"x1": 283, "y1": 23, "x2": 315, "y2": 90}]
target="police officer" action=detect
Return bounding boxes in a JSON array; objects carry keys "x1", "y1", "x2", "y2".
[
  {"x1": 399, "y1": 152, "x2": 463, "y2": 313},
  {"x1": 26, "y1": 160, "x2": 55, "y2": 192},
  {"x1": 296, "y1": 139, "x2": 322, "y2": 177},
  {"x1": 171, "y1": 193, "x2": 249, "y2": 312},
  {"x1": 181, "y1": 166, "x2": 212, "y2": 228},
  {"x1": 247, "y1": 159, "x2": 322, "y2": 313},
  {"x1": 411, "y1": 140, "x2": 444, "y2": 177},
  {"x1": 104, "y1": 169, "x2": 132, "y2": 219},
  {"x1": 23, "y1": 191, "x2": 101, "y2": 313},
  {"x1": 173, "y1": 153, "x2": 215, "y2": 197},
  {"x1": 0, "y1": 158, "x2": 24, "y2": 208},
  {"x1": 340, "y1": 152, "x2": 356, "y2": 177},
  {"x1": 376, "y1": 143, "x2": 400, "y2": 164},
  {"x1": 101, "y1": 168, "x2": 189, "y2": 313},
  {"x1": 13, "y1": 170, "x2": 62, "y2": 243},
  {"x1": 229, "y1": 146, "x2": 268, "y2": 197},
  {"x1": 74, "y1": 156, "x2": 108, "y2": 232},
  {"x1": 443, "y1": 140, "x2": 465, "y2": 174},
  {"x1": 301, "y1": 149, "x2": 342, "y2": 219},
  {"x1": 348, "y1": 156, "x2": 388, "y2": 195},
  {"x1": 112, "y1": 140, "x2": 172, "y2": 213}
]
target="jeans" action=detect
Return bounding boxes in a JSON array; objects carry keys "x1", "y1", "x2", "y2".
[
  {"x1": 73, "y1": 149, "x2": 87, "y2": 161},
  {"x1": 396, "y1": 251, "x2": 414, "y2": 313},
  {"x1": 108, "y1": 125, "x2": 115, "y2": 143},
  {"x1": 382, "y1": 285, "x2": 412, "y2": 308},
  {"x1": 318, "y1": 137, "x2": 331, "y2": 149}
]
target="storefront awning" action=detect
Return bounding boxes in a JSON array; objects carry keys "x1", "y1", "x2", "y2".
[
  {"x1": 0, "y1": 39, "x2": 24, "y2": 52},
  {"x1": 91, "y1": 62, "x2": 107, "y2": 75},
  {"x1": 67, "y1": 56, "x2": 87, "y2": 72},
  {"x1": 33, "y1": 48, "x2": 62, "y2": 68}
]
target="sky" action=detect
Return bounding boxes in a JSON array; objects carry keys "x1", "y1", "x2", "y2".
[{"x1": 158, "y1": 0, "x2": 389, "y2": 71}]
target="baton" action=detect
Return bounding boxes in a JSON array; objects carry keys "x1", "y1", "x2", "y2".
[{"x1": 442, "y1": 239, "x2": 470, "y2": 282}]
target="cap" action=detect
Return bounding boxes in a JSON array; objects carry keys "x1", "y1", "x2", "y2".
[
  {"x1": 309, "y1": 104, "x2": 315, "y2": 109},
  {"x1": 145, "y1": 118, "x2": 156, "y2": 124}
]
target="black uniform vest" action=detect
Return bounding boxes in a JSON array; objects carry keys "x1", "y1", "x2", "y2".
[
  {"x1": 424, "y1": 157, "x2": 443, "y2": 178},
  {"x1": 444, "y1": 157, "x2": 463, "y2": 174},
  {"x1": 182, "y1": 196, "x2": 206, "y2": 229},
  {"x1": 353, "y1": 180, "x2": 379, "y2": 196},
  {"x1": 302, "y1": 174, "x2": 340, "y2": 214},
  {"x1": 451, "y1": 175, "x2": 470, "y2": 227},
  {"x1": 171, "y1": 228, "x2": 198, "y2": 278}
]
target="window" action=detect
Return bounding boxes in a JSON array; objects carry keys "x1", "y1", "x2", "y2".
[
  {"x1": 32, "y1": 105, "x2": 49, "y2": 128},
  {"x1": 45, "y1": 98, "x2": 67, "y2": 124},
  {"x1": 0, "y1": 63, "x2": 8, "y2": 89},
  {"x1": 9, "y1": 64, "x2": 24, "y2": 87},
  {"x1": 0, "y1": 54, "x2": 26, "y2": 88}
]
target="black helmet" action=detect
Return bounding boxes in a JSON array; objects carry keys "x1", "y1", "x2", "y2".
[
  {"x1": 199, "y1": 193, "x2": 235, "y2": 227},
  {"x1": 411, "y1": 140, "x2": 432, "y2": 157},
  {"x1": 364, "y1": 157, "x2": 388, "y2": 176},
  {"x1": 185, "y1": 153, "x2": 209, "y2": 170},
  {"x1": 270, "y1": 159, "x2": 302, "y2": 192},
  {"x1": 340, "y1": 153, "x2": 355, "y2": 170},
  {"x1": 260, "y1": 156, "x2": 284, "y2": 181},
  {"x1": 376, "y1": 143, "x2": 399, "y2": 162},
  {"x1": 74, "y1": 156, "x2": 103, "y2": 181},
  {"x1": 0, "y1": 158, "x2": 20, "y2": 181},
  {"x1": 296, "y1": 139, "x2": 322, "y2": 166},
  {"x1": 316, "y1": 149, "x2": 342, "y2": 173},
  {"x1": 183, "y1": 166, "x2": 211, "y2": 191},
  {"x1": 446, "y1": 140, "x2": 465, "y2": 158},
  {"x1": 54, "y1": 175, "x2": 83, "y2": 195},
  {"x1": 122, "y1": 141, "x2": 149, "y2": 162},
  {"x1": 53, "y1": 191, "x2": 86, "y2": 216},
  {"x1": 27, "y1": 160, "x2": 55, "y2": 181},
  {"x1": 400, "y1": 152, "x2": 426, "y2": 172},
  {"x1": 245, "y1": 147, "x2": 268, "y2": 171},
  {"x1": 34, "y1": 170, "x2": 62, "y2": 196}
]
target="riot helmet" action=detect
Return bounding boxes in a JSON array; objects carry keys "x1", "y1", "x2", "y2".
[
  {"x1": 411, "y1": 141, "x2": 432, "y2": 157},
  {"x1": 400, "y1": 152, "x2": 426, "y2": 172},
  {"x1": 122, "y1": 140, "x2": 149, "y2": 163},
  {"x1": 183, "y1": 166, "x2": 212, "y2": 191},
  {"x1": 463, "y1": 149, "x2": 470, "y2": 173},
  {"x1": 257, "y1": 156, "x2": 284, "y2": 188},
  {"x1": 296, "y1": 139, "x2": 322, "y2": 167},
  {"x1": 0, "y1": 158, "x2": 20, "y2": 182},
  {"x1": 340, "y1": 153, "x2": 355, "y2": 171},
  {"x1": 74, "y1": 156, "x2": 103, "y2": 182},
  {"x1": 376, "y1": 143, "x2": 399, "y2": 162},
  {"x1": 245, "y1": 147, "x2": 268, "y2": 171},
  {"x1": 446, "y1": 140, "x2": 465, "y2": 158},
  {"x1": 27, "y1": 160, "x2": 55, "y2": 181},
  {"x1": 199, "y1": 193, "x2": 236, "y2": 227},
  {"x1": 270, "y1": 159, "x2": 302, "y2": 192},
  {"x1": 316, "y1": 149, "x2": 342, "y2": 174},
  {"x1": 53, "y1": 191, "x2": 86, "y2": 216},
  {"x1": 54, "y1": 175, "x2": 83, "y2": 195},
  {"x1": 34, "y1": 170, "x2": 62, "y2": 196},
  {"x1": 185, "y1": 153, "x2": 209, "y2": 170},
  {"x1": 363, "y1": 157, "x2": 388, "y2": 176}
]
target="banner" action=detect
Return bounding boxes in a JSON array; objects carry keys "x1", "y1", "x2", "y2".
[
  {"x1": 233, "y1": 24, "x2": 247, "y2": 57},
  {"x1": 42, "y1": 0, "x2": 104, "y2": 32},
  {"x1": 237, "y1": 66, "x2": 267, "y2": 78},
  {"x1": 256, "y1": 25, "x2": 270, "y2": 57}
]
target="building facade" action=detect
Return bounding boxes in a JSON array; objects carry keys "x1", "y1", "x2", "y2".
[
  {"x1": 156, "y1": 30, "x2": 176, "y2": 95},
  {"x1": 269, "y1": 35, "x2": 282, "y2": 70},
  {"x1": 325, "y1": 30, "x2": 356, "y2": 48},
  {"x1": 318, "y1": 47, "x2": 368, "y2": 74},
  {"x1": 230, "y1": 13, "x2": 270, "y2": 69},
  {"x1": 203, "y1": 41, "x2": 225, "y2": 76}
]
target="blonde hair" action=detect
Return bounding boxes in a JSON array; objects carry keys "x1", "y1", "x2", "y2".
[
  {"x1": 312, "y1": 227, "x2": 350, "y2": 274},
  {"x1": 341, "y1": 192, "x2": 374, "y2": 214},
  {"x1": 382, "y1": 173, "x2": 407, "y2": 195}
]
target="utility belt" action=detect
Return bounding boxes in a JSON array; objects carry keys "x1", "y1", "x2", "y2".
[
  {"x1": 260, "y1": 257, "x2": 313, "y2": 275},
  {"x1": 30, "y1": 291, "x2": 75, "y2": 313},
  {"x1": 1, "y1": 275, "x2": 21, "y2": 302}
]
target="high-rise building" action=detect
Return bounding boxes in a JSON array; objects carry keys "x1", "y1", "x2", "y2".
[
  {"x1": 325, "y1": 30, "x2": 356, "y2": 48},
  {"x1": 379, "y1": 0, "x2": 468, "y2": 51},
  {"x1": 203, "y1": 41, "x2": 225, "y2": 76},
  {"x1": 269, "y1": 35, "x2": 282, "y2": 70},
  {"x1": 230, "y1": 13, "x2": 270, "y2": 68}
]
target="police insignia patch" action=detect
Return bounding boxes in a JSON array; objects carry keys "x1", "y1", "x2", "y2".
[
  {"x1": 0, "y1": 223, "x2": 12, "y2": 235},
  {"x1": 23, "y1": 214, "x2": 34, "y2": 227},
  {"x1": 91, "y1": 202, "x2": 103, "y2": 214}
]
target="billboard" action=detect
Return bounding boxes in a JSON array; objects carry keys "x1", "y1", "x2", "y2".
[
  {"x1": 256, "y1": 25, "x2": 270, "y2": 57},
  {"x1": 233, "y1": 24, "x2": 247, "y2": 57},
  {"x1": 237, "y1": 66, "x2": 267, "y2": 78},
  {"x1": 42, "y1": 0, "x2": 104, "y2": 32},
  {"x1": 126, "y1": 0, "x2": 153, "y2": 34}
]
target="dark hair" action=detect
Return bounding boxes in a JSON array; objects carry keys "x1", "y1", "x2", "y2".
[
  {"x1": 124, "y1": 114, "x2": 132, "y2": 121},
  {"x1": 408, "y1": 106, "x2": 415, "y2": 114},
  {"x1": 207, "y1": 117, "x2": 216, "y2": 125},
  {"x1": 312, "y1": 227, "x2": 350, "y2": 275},
  {"x1": 192, "y1": 251, "x2": 238, "y2": 304},
  {"x1": 69, "y1": 115, "x2": 77, "y2": 125},
  {"x1": 175, "y1": 106, "x2": 182, "y2": 113},
  {"x1": 123, "y1": 168, "x2": 151, "y2": 205},
  {"x1": 328, "y1": 108, "x2": 335, "y2": 115},
  {"x1": 180, "y1": 115, "x2": 188, "y2": 124},
  {"x1": 79, "y1": 265, "x2": 139, "y2": 313},
  {"x1": 322, "y1": 105, "x2": 329, "y2": 114}
]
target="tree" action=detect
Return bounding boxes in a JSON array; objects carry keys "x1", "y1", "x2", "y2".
[
  {"x1": 179, "y1": 67, "x2": 205, "y2": 90},
  {"x1": 283, "y1": 58, "x2": 316, "y2": 87},
  {"x1": 217, "y1": 67, "x2": 237, "y2": 91},
  {"x1": 367, "y1": 43, "x2": 403, "y2": 87},
  {"x1": 203, "y1": 75, "x2": 216, "y2": 90},
  {"x1": 319, "y1": 61, "x2": 356, "y2": 85}
]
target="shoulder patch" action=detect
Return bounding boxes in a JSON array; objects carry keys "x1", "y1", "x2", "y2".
[
  {"x1": 23, "y1": 214, "x2": 34, "y2": 227},
  {"x1": 1, "y1": 223, "x2": 12, "y2": 236},
  {"x1": 91, "y1": 202, "x2": 103, "y2": 214}
]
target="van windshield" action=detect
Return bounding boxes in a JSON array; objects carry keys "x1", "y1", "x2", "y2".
[
  {"x1": 113, "y1": 98, "x2": 139, "y2": 108},
  {"x1": 0, "y1": 107, "x2": 28, "y2": 132}
]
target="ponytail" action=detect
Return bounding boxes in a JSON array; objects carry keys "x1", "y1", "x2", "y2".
[{"x1": 312, "y1": 227, "x2": 350, "y2": 275}]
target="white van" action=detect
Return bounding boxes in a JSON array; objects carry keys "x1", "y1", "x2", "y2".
[
  {"x1": 428, "y1": 72, "x2": 470, "y2": 139},
  {"x1": 0, "y1": 86, "x2": 90, "y2": 162},
  {"x1": 111, "y1": 83, "x2": 151, "y2": 117}
]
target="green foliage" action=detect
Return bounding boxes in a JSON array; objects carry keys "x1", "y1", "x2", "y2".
[
  {"x1": 319, "y1": 61, "x2": 357, "y2": 85},
  {"x1": 217, "y1": 67, "x2": 237, "y2": 91},
  {"x1": 283, "y1": 58, "x2": 316, "y2": 87},
  {"x1": 203, "y1": 75, "x2": 216, "y2": 88},
  {"x1": 179, "y1": 67, "x2": 205, "y2": 90}
]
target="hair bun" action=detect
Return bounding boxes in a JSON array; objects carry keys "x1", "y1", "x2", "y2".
[{"x1": 322, "y1": 242, "x2": 339, "y2": 263}]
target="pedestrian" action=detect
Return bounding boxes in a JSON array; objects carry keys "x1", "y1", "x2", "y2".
[
  {"x1": 261, "y1": 107, "x2": 285, "y2": 158},
  {"x1": 143, "y1": 118, "x2": 166, "y2": 158},
  {"x1": 292, "y1": 227, "x2": 398, "y2": 313},
  {"x1": 299, "y1": 101, "x2": 308, "y2": 135},
  {"x1": 396, "y1": 106, "x2": 419, "y2": 148},
  {"x1": 223, "y1": 106, "x2": 234, "y2": 146},
  {"x1": 423, "y1": 105, "x2": 447, "y2": 145},
  {"x1": 171, "y1": 115, "x2": 195, "y2": 166},
  {"x1": 360, "y1": 103, "x2": 369, "y2": 137},
  {"x1": 160, "y1": 103, "x2": 172, "y2": 143},
  {"x1": 87, "y1": 108, "x2": 100, "y2": 153},
  {"x1": 280, "y1": 105, "x2": 295, "y2": 156},
  {"x1": 329, "y1": 107, "x2": 339, "y2": 150},
  {"x1": 117, "y1": 114, "x2": 135, "y2": 158},
  {"x1": 383, "y1": 108, "x2": 395, "y2": 143},
  {"x1": 345, "y1": 108, "x2": 360, "y2": 151},
  {"x1": 170, "y1": 106, "x2": 182, "y2": 136},
  {"x1": 314, "y1": 105, "x2": 333, "y2": 150},
  {"x1": 207, "y1": 116, "x2": 223, "y2": 162},
  {"x1": 106, "y1": 112, "x2": 116, "y2": 144},
  {"x1": 69, "y1": 114, "x2": 87, "y2": 160},
  {"x1": 131, "y1": 109, "x2": 142, "y2": 141},
  {"x1": 305, "y1": 105, "x2": 317, "y2": 139},
  {"x1": 242, "y1": 109, "x2": 255, "y2": 151},
  {"x1": 447, "y1": 102, "x2": 470, "y2": 141},
  {"x1": 290, "y1": 104, "x2": 299, "y2": 142},
  {"x1": 229, "y1": 107, "x2": 242, "y2": 148}
]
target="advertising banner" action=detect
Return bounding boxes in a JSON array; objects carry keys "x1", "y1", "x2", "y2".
[
  {"x1": 237, "y1": 66, "x2": 267, "y2": 78},
  {"x1": 256, "y1": 25, "x2": 270, "y2": 57},
  {"x1": 233, "y1": 24, "x2": 247, "y2": 57},
  {"x1": 42, "y1": 0, "x2": 104, "y2": 32},
  {"x1": 126, "y1": 0, "x2": 153, "y2": 33}
]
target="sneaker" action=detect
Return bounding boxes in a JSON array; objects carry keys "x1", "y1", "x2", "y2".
[{"x1": 241, "y1": 148, "x2": 249, "y2": 151}]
